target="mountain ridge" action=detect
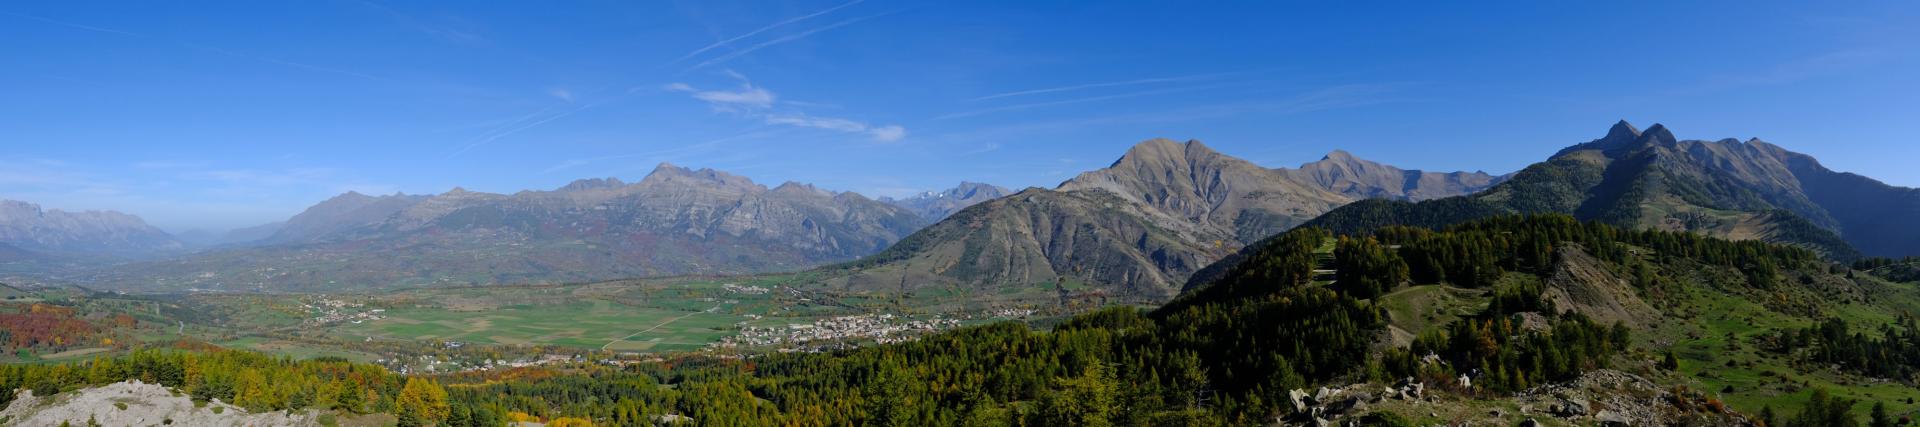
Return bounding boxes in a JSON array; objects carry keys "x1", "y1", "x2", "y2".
[
  {"x1": 819, "y1": 138, "x2": 1500, "y2": 298},
  {"x1": 1305, "y1": 120, "x2": 1920, "y2": 259},
  {"x1": 91, "y1": 164, "x2": 928, "y2": 291},
  {"x1": 0, "y1": 199, "x2": 180, "y2": 256}
]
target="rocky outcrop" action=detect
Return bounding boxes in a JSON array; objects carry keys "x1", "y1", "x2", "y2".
[
  {"x1": 1543, "y1": 244, "x2": 1660, "y2": 328},
  {"x1": 0, "y1": 380, "x2": 324, "y2": 426}
]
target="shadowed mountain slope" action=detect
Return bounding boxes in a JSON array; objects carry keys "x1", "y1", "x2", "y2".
[{"x1": 1304, "y1": 121, "x2": 1918, "y2": 260}]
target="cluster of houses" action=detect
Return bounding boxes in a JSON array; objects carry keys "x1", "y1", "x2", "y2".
[
  {"x1": 711, "y1": 313, "x2": 960, "y2": 351},
  {"x1": 721, "y1": 283, "x2": 772, "y2": 295},
  {"x1": 300, "y1": 297, "x2": 385, "y2": 326}
]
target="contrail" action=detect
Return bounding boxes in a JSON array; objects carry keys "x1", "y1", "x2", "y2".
[
  {"x1": 669, "y1": 0, "x2": 865, "y2": 66},
  {"x1": 686, "y1": 12, "x2": 891, "y2": 71}
]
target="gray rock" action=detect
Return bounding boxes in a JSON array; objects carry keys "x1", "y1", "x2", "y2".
[
  {"x1": 1595, "y1": 409, "x2": 1630, "y2": 426},
  {"x1": 1553, "y1": 397, "x2": 1589, "y2": 417},
  {"x1": 1289, "y1": 389, "x2": 1312, "y2": 413}
]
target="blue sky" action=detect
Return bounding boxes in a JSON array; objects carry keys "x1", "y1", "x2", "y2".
[{"x1": 2, "y1": 1, "x2": 1916, "y2": 232}]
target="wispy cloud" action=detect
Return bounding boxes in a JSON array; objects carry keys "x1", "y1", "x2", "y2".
[
  {"x1": 670, "y1": 0, "x2": 865, "y2": 66},
  {"x1": 766, "y1": 113, "x2": 905, "y2": 142},
  {"x1": 666, "y1": 74, "x2": 904, "y2": 142},
  {"x1": 666, "y1": 79, "x2": 776, "y2": 110},
  {"x1": 686, "y1": 12, "x2": 892, "y2": 71},
  {"x1": 446, "y1": 102, "x2": 598, "y2": 158},
  {"x1": 968, "y1": 72, "x2": 1244, "y2": 101}
]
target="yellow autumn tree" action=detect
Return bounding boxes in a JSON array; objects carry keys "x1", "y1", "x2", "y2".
[
  {"x1": 548, "y1": 417, "x2": 593, "y2": 427},
  {"x1": 396, "y1": 377, "x2": 450, "y2": 424}
]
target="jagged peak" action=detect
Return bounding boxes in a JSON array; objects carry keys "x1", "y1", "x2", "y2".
[
  {"x1": 1555, "y1": 120, "x2": 1665, "y2": 158},
  {"x1": 1321, "y1": 149, "x2": 1357, "y2": 161},
  {"x1": 1641, "y1": 123, "x2": 1677, "y2": 145},
  {"x1": 772, "y1": 181, "x2": 832, "y2": 196},
  {"x1": 639, "y1": 162, "x2": 762, "y2": 191},
  {"x1": 1606, "y1": 120, "x2": 1641, "y2": 141},
  {"x1": 1109, "y1": 138, "x2": 1224, "y2": 169}
]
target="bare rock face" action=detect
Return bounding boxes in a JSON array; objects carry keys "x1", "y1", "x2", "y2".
[
  {"x1": 1543, "y1": 244, "x2": 1660, "y2": 328},
  {"x1": 0, "y1": 380, "x2": 322, "y2": 426},
  {"x1": 0, "y1": 199, "x2": 180, "y2": 256},
  {"x1": 1514, "y1": 369, "x2": 1753, "y2": 426}
]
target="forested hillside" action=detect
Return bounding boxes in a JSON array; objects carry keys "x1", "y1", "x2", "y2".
[{"x1": 9, "y1": 215, "x2": 1915, "y2": 426}]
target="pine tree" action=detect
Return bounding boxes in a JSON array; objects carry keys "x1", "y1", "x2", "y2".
[{"x1": 1869, "y1": 402, "x2": 1894, "y2": 427}]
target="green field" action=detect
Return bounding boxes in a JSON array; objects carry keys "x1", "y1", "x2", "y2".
[{"x1": 329, "y1": 299, "x2": 745, "y2": 352}]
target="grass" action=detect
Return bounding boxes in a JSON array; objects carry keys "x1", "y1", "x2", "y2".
[
  {"x1": 1639, "y1": 262, "x2": 1920, "y2": 421},
  {"x1": 1378, "y1": 283, "x2": 1492, "y2": 336},
  {"x1": 332, "y1": 297, "x2": 742, "y2": 352}
]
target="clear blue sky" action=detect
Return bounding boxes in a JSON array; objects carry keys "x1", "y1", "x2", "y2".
[{"x1": 3, "y1": 1, "x2": 1916, "y2": 232}]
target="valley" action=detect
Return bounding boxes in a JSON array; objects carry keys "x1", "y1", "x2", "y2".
[{"x1": 6, "y1": 123, "x2": 1920, "y2": 426}]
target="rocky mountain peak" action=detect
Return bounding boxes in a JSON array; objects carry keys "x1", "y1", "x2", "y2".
[
  {"x1": 772, "y1": 181, "x2": 833, "y2": 197},
  {"x1": 1641, "y1": 123, "x2": 1677, "y2": 146},
  {"x1": 641, "y1": 162, "x2": 762, "y2": 192},
  {"x1": 1320, "y1": 149, "x2": 1358, "y2": 162},
  {"x1": 558, "y1": 177, "x2": 627, "y2": 192},
  {"x1": 1604, "y1": 120, "x2": 1642, "y2": 143},
  {"x1": 882, "y1": 181, "x2": 1013, "y2": 220}
]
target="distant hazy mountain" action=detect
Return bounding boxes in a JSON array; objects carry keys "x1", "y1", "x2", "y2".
[
  {"x1": 220, "y1": 221, "x2": 286, "y2": 245},
  {"x1": 266, "y1": 191, "x2": 429, "y2": 244},
  {"x1": 882, "y1": 182, "x2": 1013, "y2": 220},
  {"x1": 820, "y1": 138, "x2": 1498, "y2": 298},
  {"x1": 0, "y1": 200, "x2": 179, "y2": 257},
  {"x1": 174, "y1": 221, "x2": 286, "y2": 249},
  {"x1": 1284, "y1": 150, "x2": 1503, "y2": 202},
  {"x1": 1305, "y1": 121, "x2": 1920, "y2": 259},
  {"x1": 100, "y1": 164, "x2": 927, "y2": 291}
]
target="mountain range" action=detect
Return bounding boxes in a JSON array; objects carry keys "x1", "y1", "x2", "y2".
[
  {"x1": 817, "y1": 138, "x2": 1501, "y2": 298},
  {"x1": 9, "y1": 120, "x2": 1918, "y2": 294},
  {"x1": 77, "y1": 163, "x2": 943, "y2": 291},
  {"x1": 0, "y1": 200, "x2": 180, "y2": 257},
  {"x1": 1303, "y1": 121, "x2": 1920, "y2": 260},
  {"x1": 880, "y1": 182, "x2": 1013, "y2": 220}
]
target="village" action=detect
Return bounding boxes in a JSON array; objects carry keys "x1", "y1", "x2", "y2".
[
  {"x1": 712, "y1": 313, "x2": 960, "y2": 352},
  {"x1": 299, "y1": 297, "x2": 385, "y2": 326}
]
